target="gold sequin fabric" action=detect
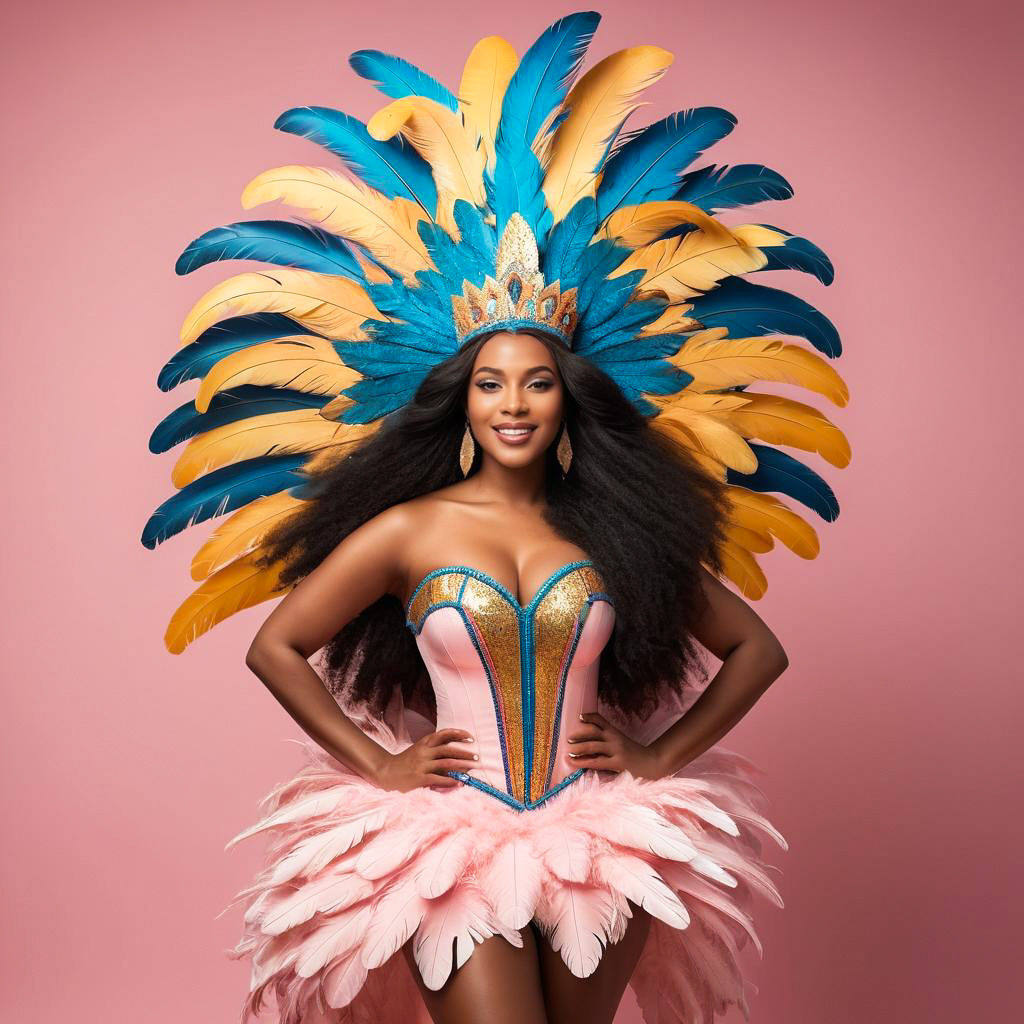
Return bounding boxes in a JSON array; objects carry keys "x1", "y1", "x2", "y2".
[{"x1": 406, "y1": 561, "x2": 613, "y2": 807}]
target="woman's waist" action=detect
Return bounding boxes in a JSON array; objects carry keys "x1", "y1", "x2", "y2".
[{"x1": 434, "y1": 703, "x2": 589, "y2": 809}]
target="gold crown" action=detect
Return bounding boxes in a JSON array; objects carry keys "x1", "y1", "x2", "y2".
[{"x1": 451, "y1": 212, "x2": 578, "y2": 348}]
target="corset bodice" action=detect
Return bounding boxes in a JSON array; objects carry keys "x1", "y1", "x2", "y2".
[{"x1": 405, "y1": 560, "x2": 616, "y2": 811}]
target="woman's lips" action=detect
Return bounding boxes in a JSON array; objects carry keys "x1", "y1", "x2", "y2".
[{"x1": 492, "y1": 425, "x2": 536, "y2": 446}]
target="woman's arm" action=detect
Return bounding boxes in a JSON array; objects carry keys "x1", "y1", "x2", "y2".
[
  {"x1": 243, "y1": 505, "x2": 414, "y2": 783},
  {"x1": 649, "y1": 567, "x2": 789, "y2": 773}
]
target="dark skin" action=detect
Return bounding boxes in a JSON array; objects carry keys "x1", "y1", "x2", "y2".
[{"x1": 245, "y1": 331, "x2": 789, "y2": 1023}]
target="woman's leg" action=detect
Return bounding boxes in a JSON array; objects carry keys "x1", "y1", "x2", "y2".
[
  {"x1": 401, "y1": 925, "x2": 549, "y2": 1024},
  {"x1": 533, "y1": 904, "x2": 653, "y2": 1024}
]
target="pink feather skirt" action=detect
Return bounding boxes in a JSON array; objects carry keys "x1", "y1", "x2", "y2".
[{"x1": 222, "y1": 707, "x2": 787, "y2": 1024}]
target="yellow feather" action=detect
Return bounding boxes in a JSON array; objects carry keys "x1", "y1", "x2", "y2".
[
  {"x1": 367, "y1": 96, "x2": 487, "y2": 212},
  {"x1": 716, "y1": 542, "x2": 767, "y2": 599},
  {"x1": 179, "y1": 269, "x2": 383, "y2": 345},
  {"x1": 671, "y1": 329, "x2": 850, "y2": 407},
  {"x1": 191, "y1": 492, "x2": 305, "y2": 581},
  {"x1": 165, "y1": 552, "x2": 290, "y2": 654},
  {"x1": 637, "y1": 304, "x2": 703, "y2": 337},
  {"x1": 171, "y1": 410, "x2": 374, "y2": 488},
  {"x1": 726, "y1": 522, "x2": 774, "y2": 554},
  {"x1": 729, "y1": 224, "x2": 790, "y2": 248},
  {"x1": 648, "y1": 420, "x2": 726, "y2": 480},
  {"x1": 721, "y1": 392, "x2": 852, "y2": 468},
  {"x1": 596, "y1": 200, "x2": 725, "y2": 247},
  {"x1": 541, "y1": 46, "x2": 674, "y2": 223},
  {"x1": 610, "y1": 224, "x2": 767, "y2": 301},
  {"x1": 725, "y1": 487, "x2": 819, "y2": 559},
  {"x1": 195, "y1": 336, "x2": 360, "y2": 413},
  {"x1": 650, "y1": 397, "x2": 758, "y2": 472},
  {"x1": 241, "y1": 164, "x2": 430, "y2": 283},
  {"x1": 458, "y1": 35, "x2": 518, "y2": 173}
]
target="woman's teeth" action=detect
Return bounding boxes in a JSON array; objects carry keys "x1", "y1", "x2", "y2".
[{"x1": 493, "y1": 425, "x2": 536, "y2": 444}]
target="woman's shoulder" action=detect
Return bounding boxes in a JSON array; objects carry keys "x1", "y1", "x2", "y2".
[{"x1": 368, "y1": 483, "x2": 474, "y2": 537}]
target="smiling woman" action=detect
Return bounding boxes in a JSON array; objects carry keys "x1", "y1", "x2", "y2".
[
  {"x1": 223, "y1": 326, "x2": 789, "y2": 1023},
  {"x1": 143, "y1": 8, "x2": 845, "y2": 1022}
]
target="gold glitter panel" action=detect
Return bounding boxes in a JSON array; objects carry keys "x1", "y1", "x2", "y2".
[
  {"x1": 461, "y1": 576, "x2": 526, "y2": 802},
  {"x1": 529, "y1": 567, "x2": 606, "y2": 800},
  {"x1": 407, "y1": 571, "x2": 465, "y2": 628}
]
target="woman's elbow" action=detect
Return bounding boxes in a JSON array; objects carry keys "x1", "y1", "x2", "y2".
[{"x1": 762, "y1": 635, "x2": 789, "y2": 678}]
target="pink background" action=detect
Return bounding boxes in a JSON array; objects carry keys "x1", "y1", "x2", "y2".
[{"x1": 2, "y1": 0, "x2": 1020, "y2": 1021}]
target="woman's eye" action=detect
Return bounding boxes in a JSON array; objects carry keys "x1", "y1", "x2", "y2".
[
  {"x1": 530, "y1": 379, "x2": 553, "y2": 390},
  {"x1": 477, "y1": 381, "x2": 500, "y2": 391}
]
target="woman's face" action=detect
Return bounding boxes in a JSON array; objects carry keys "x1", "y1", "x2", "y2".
[{"x1": 465, "y1": 331, "x2": 564, "y2": 470}]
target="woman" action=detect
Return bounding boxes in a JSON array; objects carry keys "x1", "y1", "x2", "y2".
[
  {"x1": 233, "y1": 324, "x2": 790, "y2": 1023},
  {"x1": 144, "y1": 10, "x2": 845, "y2": 1022}
]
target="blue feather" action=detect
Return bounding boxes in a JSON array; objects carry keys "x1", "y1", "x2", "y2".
[
  {"x1": 491, "y1": 11, "x2": 600, "y2": 239},
  {"x1": 747, "y1": 225, "x2": 834, "y2": 285},
  {"x1": 502, "y1": 12, "x2": 600, "y2": 150},
  {"x1": 157, "y1": 315, "x2": 319, "y2": 391},
  {"x1": 334, "y1": 338, "x2": 450, "y2": 370},
  {"x1": 348, "y1": 49, "x2": 458, "y2": 110},
  {"x1": 149, "y1": 386, "x2": 329, "y2": 454},
  {"x1": 675, "y1": 163, "x2": 793, "y2": 213},
  {"x1": 274, "y1": 106, "x2": 437, "y2": 216},
  {"x1": 490, "y1": 126, "x2": 553, "y2": 243},
  {"x1": 141, "y1": 454, "x2": 309, "y2": 549},
  {"x1": 595, "y1": 108, "x2": 737, "y2": 221},
  {"x1": 542, "y1": 196, "x2": 599, "y2": 288},
  {"x1": 338, "y1": 369, "x2": 433, "y2": 423},
  {"x1": 415, "y1": 208, "x2": 492, "y2": 291},
  {"x1": 588, "y1": 352, "x2": 693, "y2": 394},
  {"x1": 576, "y1": 295, "x2": 669, "y2": 355},
  {"x1": 573, "y1": 240, "x2": 635, "y2": 322},
  {"x1": 175, "y1": 221, "x2": 365, "y2": 278},
  {"x1": 687, "y1": 277, "x2": 841, "y2": 357},
  {"x1": 727, "y1": 443, "x2": 839, "y2": 521}
]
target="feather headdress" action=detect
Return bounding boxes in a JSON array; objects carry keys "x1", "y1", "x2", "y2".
[{"x1": 144, "y1": 10, "x2": 848, "y2": 653}]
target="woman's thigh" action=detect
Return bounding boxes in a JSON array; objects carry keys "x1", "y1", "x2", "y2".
[
  {"x1": 401, "y1": 923, "x2": 549, "y2": 1024},
  {"x1": 533, "y1": 903, "x2": 653, "y2": 1024}
]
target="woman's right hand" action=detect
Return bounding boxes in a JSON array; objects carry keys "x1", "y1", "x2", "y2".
[{"x1": 373, "y1": 728, "x2": 478, "y2": 792}]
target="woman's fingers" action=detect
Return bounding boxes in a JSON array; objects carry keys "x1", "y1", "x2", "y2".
[
  {"x1": 430, "y1": 757, "x2": 478, "y2": 772},
  {"x1": 427, "y1": 728, "x2": 474, "y2": 746},
  {"x1": 432, "y1": 742, "x2": 479, "y2": 763},
  {"x1": 569, "y1": 741, "x2": 610, "y2": 758},
  {"x1": 423, "y1": 772, "x2": 461, "y2": 787}
]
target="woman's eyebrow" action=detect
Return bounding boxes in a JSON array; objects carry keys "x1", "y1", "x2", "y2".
[{"x1": 474, "y1": 365, "x2": 555, "y2": 375}]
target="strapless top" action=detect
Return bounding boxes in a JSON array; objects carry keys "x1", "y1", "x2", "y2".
[{"x1": 405, "y1": 559, "x2": 616, "y2": 812}]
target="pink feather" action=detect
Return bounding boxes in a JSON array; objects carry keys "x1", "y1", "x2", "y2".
[
  {"x1": 412, "y1": 883, "x2": 500, "y2": 991},
  {"x1": 596, "y1": 852, "x2": 691, "y2": 929},
  {"x1": 294, "y1": 902, "x2": 375, "y2": 978},
  {"x1": 360, "y1": 878, "x2": 429, "y2": 970},
  {"x1": 482, "y1": 836, "x2": 543, "y2": 929},
  {"x1": 536, "y1": 882, "x2": 619, "y2": 977}
]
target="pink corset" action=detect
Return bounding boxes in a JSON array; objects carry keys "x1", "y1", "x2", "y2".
[{"x1": 405, "y1": 560, "x2": 616, "y2": 811}]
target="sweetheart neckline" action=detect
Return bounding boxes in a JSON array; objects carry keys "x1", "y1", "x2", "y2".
[{"x1": 405, "y1": 559, "x2": 595, "y2": 618}]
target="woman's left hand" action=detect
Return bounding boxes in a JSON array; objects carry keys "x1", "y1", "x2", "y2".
[{"x1": 566, "y1": 711, "x2": 669, "y2": 780}]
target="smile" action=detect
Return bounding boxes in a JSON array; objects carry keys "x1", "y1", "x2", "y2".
[{"x1": 493, "y1": 425, "x2": 536, "y2": 444}]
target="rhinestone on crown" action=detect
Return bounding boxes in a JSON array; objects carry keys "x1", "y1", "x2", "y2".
[{"x1": 451, "y1": 212, "x2": 579, "y2": 348}]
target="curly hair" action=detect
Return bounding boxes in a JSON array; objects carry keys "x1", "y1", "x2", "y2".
[{"x1": 253, "y1": 329, "x2": 731, "y2": 723}]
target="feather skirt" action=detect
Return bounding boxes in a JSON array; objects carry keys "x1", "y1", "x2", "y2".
[{"x1": 222, "y1": 711, "x2": 786, "y2": 1024}]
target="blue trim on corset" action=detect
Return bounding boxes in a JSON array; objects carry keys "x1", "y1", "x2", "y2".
[
  {"x1": 448, "y1": 767, "x2": 588, "y2": 813},
  {"x1": 403, "y1": 560, "x2": 615, "y2": 811}
]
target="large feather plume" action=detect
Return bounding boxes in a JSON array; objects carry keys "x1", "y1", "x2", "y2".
[{"x1": 144, "y1": 8, "x2": 846, "y2": 649}]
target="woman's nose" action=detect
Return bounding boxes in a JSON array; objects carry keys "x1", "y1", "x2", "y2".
[{"x1": 501, "y1": 390, "x2": 528, "y2": 413}]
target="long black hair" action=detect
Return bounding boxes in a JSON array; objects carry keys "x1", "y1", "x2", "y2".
[{"x1": 254, "y1": 329, "x2": 731, "y2": 722}]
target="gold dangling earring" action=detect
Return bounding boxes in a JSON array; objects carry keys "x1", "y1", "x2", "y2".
[
  {"x1": 459, "y1": 420, "x2": 476, "y2": 477},
  {"x1": 556, "y1": 421, "x2": 573, "y2": 476}
]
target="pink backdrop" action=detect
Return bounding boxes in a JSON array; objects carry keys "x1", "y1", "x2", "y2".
[{"x1": 2, "y1": 0, "x2": 1019, "y2": 1020}]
